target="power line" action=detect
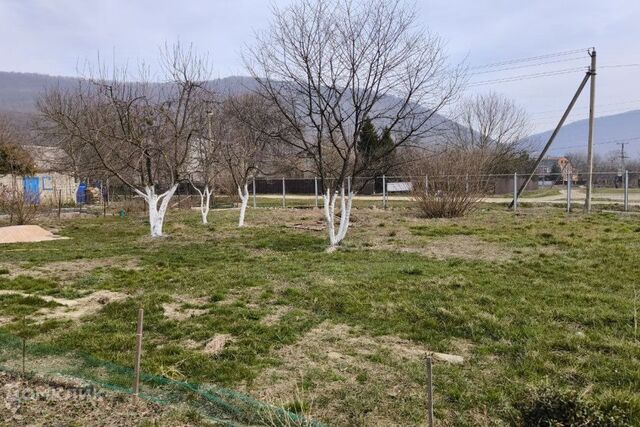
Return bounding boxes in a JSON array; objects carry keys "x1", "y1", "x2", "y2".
[
  {"x1": 538, "y1": 136, "x2": 640, "y2": 152},
  {"x1": 599, "y1": 64, "x2": 640, "y2": 69},
  {"x1": 468, "y1": 67, "x2": 586, "y2": 87},
  {"x1": 468, "y1": 56, "x2": 586, "y2": 76},
  {"x1": 468, "y1": 47, "x2": 590, "y2": 70},
  {"x1": 530, "y1": 106, "x2": 640, "y2": 124},
  {"x1": 529, "y1": 98, "x2": 640, "y2": 116}
]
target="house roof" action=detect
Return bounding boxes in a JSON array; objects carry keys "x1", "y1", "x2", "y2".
[{"x1": 24, "y1": 145, "x2": 68, "y2": 172}]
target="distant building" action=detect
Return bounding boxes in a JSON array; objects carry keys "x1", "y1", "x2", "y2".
[
  {"x1": 536, "y1": 156, "x2": 577, "y2": 183},
  {"x1": 0, "y1": 145, "x2": 77, "y2": 205}
]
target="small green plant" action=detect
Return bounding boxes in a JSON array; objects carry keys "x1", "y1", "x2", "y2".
[{"x1": 517, "y1": 385, "x2": 631, "y2": 426}]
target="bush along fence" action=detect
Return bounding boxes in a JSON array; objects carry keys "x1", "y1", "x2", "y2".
[{"x1": 0, "y1": 313, "x2": 323, "y2": 427}]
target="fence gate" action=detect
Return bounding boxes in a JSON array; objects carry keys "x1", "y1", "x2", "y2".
[{"x1": 22, "y1": 176, "x2": 40, "y2": 205}]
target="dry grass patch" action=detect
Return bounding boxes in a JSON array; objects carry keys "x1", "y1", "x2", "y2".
[
  {"x1": 398, "y1": 235, "x2": 513, "y2": 262},
  {"x1": 260, "y1": 305, "x2": 292, "y2": 326},
  {"x1": 248, "y1": 321, "x2": 463, "y2": 426},
  {"x1": 0, "y1": 257, "x2": 140, "y2": 282},
  {"x1": 0, "y1": 289, "x2": 128, "y2": 323}
]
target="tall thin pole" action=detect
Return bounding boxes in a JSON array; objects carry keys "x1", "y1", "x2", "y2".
[
  {"x1": 426, "y1": 356, "x2": 434, "y2": 427},
  {"x1": 585, "y1": 48, "x2": 597, "y2": 213},
  {"x1": 509, "y1": 69, "x2": 591, "y2": 208},
  {"x1": 624, "y1": 170, "x2": 629, "y2": 212},
  {"x1": 252, "y1": 176, "x2": 257, "y2": 208},
  {"x1": 567, "y1": 175, "x2": 572, "y2": 213},
  {"x1": 282, "y1": 177, "x2": 286, "y2": 208},
  {"x1": 382, "y1": 175, "x2": 387, "y2": 209},
  {"x1": 314, "y1": 177, "x2": 319, "y2": 208},
  {"x1": 133, "y1": 308, "x2": 144, "y2": 398},
  {"x1": 513, "y1": 172, "x2": 518, "y2": 212}
]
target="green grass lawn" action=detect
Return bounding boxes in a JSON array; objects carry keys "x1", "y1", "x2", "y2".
[{"x1": 0, "y1": 205, "x2": 639, "y2": 425}]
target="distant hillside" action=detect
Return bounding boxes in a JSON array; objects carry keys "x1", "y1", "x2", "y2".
[
  {"x1": 528, "y1": 110, "x2": 640, "y2": 158},
  {"x1": 0, "y1": 70, "x2": 256, "y2": 113},
  {"x1": 0, "y1": 71, "x2": 451, "y2": 148}
]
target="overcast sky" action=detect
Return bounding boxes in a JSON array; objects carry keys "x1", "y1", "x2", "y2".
[{"x1": 1, "y1": 0, "x2": 639, "y2": 132}]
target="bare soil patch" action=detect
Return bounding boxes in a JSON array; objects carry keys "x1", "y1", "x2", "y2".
[
  {"x1": 0, "y1": 225, "x2": 68, "y2": 244},
  {"x1": 0, "y1": 371, "x2": 194, "y2": 426}
]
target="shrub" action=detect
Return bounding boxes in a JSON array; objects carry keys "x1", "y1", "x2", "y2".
[
  {"x1": 517, "y1": 385, "x2": 631, "y2": 426},
  {"x1": 411, "y1": 150, "x2": 487, "y2": 218},
  {"x1": 0, "y1": 182, "x2": 39, "y2": 225}
]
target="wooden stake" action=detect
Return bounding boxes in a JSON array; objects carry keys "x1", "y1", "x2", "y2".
[
  {"x1": 133, "y1": 308, "x2": 144, "y2": 398},
  {"x1": 426, "y1": 355, "x2": 434, "y2": 427},
  {"x1": 634, "y1": 286, "x2": 638, "y2": 341},
  {"x1": 21, "y1": 337, "x2": 26, "y2": 377}
]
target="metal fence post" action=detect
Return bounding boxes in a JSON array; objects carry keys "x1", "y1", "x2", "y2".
[
  {"x1": 425, "y1": 175, "x2": 429, "y2": 195},
  {"x1": 252, "y1": 176, "x2": 257, "y2": 208},
  {"x1": 624, "y1": 170, "x2": 629, "y2": 212},
  {"x1": 513, "y1": 172, "x2": 518, "y2": 212},
  {"x1": 567, "y1": 176, "x2": 572, "y2": 213},
  {"x1": 314, "y1": 177, "x2": 319, "y2": 208},
  {"x1": 382, "y1": 175, "x2": 387, "y2": 209},
  {"x1": 282, "y1": 177, "x2": 286, "y2": 208}
]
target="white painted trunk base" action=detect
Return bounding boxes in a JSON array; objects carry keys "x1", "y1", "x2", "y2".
[
  {"x1": 135, "y1": 185, "x2": 178, "y2": 237},
  {"x1": 238, "y1": 183, "x2": 249, "y2": 227},
  {"x1": 195, "y1": 185, "x2": 213, "y2": 224},
  {"x1": 323, "y1": 187, "x2": 354, "y2": 249}
]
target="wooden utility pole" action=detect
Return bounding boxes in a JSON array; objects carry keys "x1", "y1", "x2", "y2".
[
  {"x1": 585, "y1": 48, "x2": 597, "y2": 212},
  {"x1": 509, "y1": 53, "x2": 593, "y2": 209}
]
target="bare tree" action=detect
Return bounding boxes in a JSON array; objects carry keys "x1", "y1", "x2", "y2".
[
  {"x1": 188, "y1": 101, "x2": 220, "y2": 224},
  {"x1": 218, "y1": 93, "x2": 279, "y2": 227},
  {"x1": 446, "y1": 92, "x2": 531, "y2": 175},
  {"x1": 36, "y1": 87, "x2": 103, "y2": 197},
  {"x1": 37, "y1": 44, "x2": 211, "y2": 237},
  {"x1": 246, "y1": 0, "x2": 461, "y2": 248}
]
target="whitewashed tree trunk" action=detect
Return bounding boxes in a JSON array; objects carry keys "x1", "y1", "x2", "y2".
[
  {"x1": 323, "y1": 186, "x2": 354, "y2": 249},
  {"x1": 193, "y1": 185, "x2": 213, "y2": 224},
  {"x1": 135, "y1": 185, "x2": 178, "y2": 237},
  {"x1": 237, "y1": 183, "x2": 249, "y2": 227}
]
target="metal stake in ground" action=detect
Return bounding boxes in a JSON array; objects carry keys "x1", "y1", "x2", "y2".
[
  {"x1": 513, "y1": 173, "x2": 518, "y2": 212},
  {"x1": 314, "y1": 177, "x2": 319, "y2": 208},
  {"x1": 383, "y1": 175, "x2": 387, "y2": 209},
  {"x1": 252, "y1": 176, "x2": 257, "y2": 209},
  {"x1": 624, "y1": 170, "x2": 629, "y2": 212},
  {"x1": 133, "y1": 308, "x2": 144, "y2": 398},
  {"x1": 567, "y1": 176, "x2": 572, "y2": 213},
  {"x1": 426, "y1": 355, "x2": 434, "y2": 427}
]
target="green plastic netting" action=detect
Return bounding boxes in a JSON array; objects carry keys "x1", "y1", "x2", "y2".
[{"x1": 0, "y1": 332, "x2": 322, "y2": 426}]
